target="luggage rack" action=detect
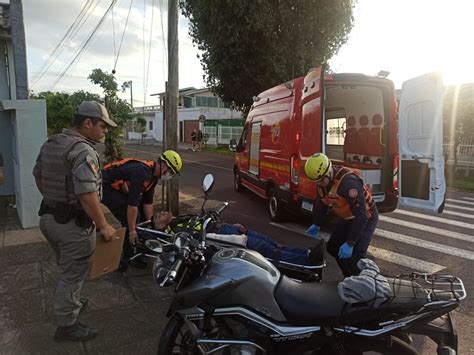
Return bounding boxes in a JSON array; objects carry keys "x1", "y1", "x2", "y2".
[
  {"x1": 414, "y1": 273, "x2": 466, "y2": 302},
  {"x1": 399, "y1": 273, "x2": 467, "y2": 302}
]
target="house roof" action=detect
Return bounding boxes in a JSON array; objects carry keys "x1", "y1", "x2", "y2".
[{"x1": 150, "y1": 87, "x2": 211, "y2": 97}]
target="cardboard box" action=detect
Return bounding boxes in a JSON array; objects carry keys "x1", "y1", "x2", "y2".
[{"x1": 87, "y1": 227, "x2": 126, "y2": 279}]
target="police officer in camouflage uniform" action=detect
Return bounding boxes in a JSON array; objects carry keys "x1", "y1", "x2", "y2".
[{"x1": 33, "y1": 101, "x2": 117, "y2": 342}]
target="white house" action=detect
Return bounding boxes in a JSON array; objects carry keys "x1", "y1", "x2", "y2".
[{"x1": 132, "y1": 88, "x2": 243, "y2": 145}]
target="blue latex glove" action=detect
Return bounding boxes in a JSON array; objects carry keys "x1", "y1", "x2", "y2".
[
  {"x1": 306, "y1": 224, "x2": 320, "y2": 238},
  {"x1": 338, "y1": 242, "x2": 354, "y2": 259}
]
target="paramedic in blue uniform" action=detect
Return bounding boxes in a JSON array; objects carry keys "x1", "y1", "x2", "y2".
[
  {"x1": 101, "y1": 150, "x2": 183, "y2": 269},
  {"x1": 304, "y1": 153, "x2": 378, "y2": 277}
]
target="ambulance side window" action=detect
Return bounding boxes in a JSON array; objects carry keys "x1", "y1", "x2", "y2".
[{"x1": 238, "y1": 124, "x2": 249, "y2": 151}]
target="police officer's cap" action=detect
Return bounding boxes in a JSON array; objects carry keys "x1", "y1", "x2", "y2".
[{"x1": 77, "y1": 101, "x2": 118, "y2": 128}]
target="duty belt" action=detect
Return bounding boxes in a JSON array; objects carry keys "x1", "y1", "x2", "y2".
[{"x1": 39, "y1": 201, "x2": 93, "y2": 228}]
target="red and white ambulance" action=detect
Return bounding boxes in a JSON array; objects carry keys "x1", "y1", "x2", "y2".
[{"x1": 232, "y1": 66, "x2": 445, "y2": 221}]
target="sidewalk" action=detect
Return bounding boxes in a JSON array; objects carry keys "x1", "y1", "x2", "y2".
[{"x1": 0, "y1": 198, "x2": 174, "y2": 354}]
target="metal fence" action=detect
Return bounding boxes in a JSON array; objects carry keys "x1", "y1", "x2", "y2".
[
  {"x1": 203, "y1": 125, "x2": 243, "y2": 146},
  {"x1": 443, "y1": 137, "x2": 474, "y2": 175}
]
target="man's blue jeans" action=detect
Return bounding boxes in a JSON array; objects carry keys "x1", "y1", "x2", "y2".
[{"x1": 216, "y1": 224, "x2": 310, "y2": 265}]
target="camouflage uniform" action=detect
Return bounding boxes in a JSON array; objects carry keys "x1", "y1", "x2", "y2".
[{"x1": 33, "y1": 128, "x2": 101, "y2": 327}]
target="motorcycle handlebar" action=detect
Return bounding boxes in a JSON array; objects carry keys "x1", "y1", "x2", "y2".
[
  {"x1": 216, "y1": 202, "x2": 229, "y2": 214},
  {"x1": 168, "y1": 256, "x2": 185, "y2": 283}
]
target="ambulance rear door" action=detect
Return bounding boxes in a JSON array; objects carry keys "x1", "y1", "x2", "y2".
[{"x1": 398, "y1": 72, "x2": 445, "y2": 212}]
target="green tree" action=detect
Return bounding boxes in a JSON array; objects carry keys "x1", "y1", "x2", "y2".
[
  {"x1": 88, "y1": 69, "x2": 133, "y2": 162},
  {"x1": 181, "y1": 0, "x2": 355, "y2": 114},
  {"x1": 31, "y1": 91, "x2": 100, "y2": 136}
]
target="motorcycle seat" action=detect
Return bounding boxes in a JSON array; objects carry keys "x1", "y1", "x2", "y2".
[{"x1": 275, "y1": 276, "x2": 428, "y2": 326}]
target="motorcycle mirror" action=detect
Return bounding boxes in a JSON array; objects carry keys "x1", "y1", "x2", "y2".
[
  {"x1": 144, "y1": 239, "x2": 163, "y2": 253},
  {"x1": 203, "y1": 174, "x2": 214, "y2": 193}
]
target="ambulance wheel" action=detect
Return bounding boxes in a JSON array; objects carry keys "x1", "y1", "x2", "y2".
[
  {"x1": 234, "y1": 171, "x2": 244, "y2": 192},
  {"x1": 268, "y1": 188, "x2": 285, "y2": 222}
]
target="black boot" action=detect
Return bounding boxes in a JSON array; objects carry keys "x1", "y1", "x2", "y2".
[{"x1": 54, "y1": 322, "x2": 98, "y2": 342}]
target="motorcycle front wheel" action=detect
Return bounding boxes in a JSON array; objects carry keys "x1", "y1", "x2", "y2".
[
  {"x1": 158, "y1": 316, "x2": 197, "y2": 355},
  {"x1": 158, "y1": 315, "x2": 265, "y2": 355}
]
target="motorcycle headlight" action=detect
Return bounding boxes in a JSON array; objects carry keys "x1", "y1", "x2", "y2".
[{"x1": 152, "y1": 252, "x2": 175, "y2": 284}]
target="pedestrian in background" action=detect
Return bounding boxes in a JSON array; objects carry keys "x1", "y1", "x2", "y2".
[
  {"x1": 197, "y1": 129, "x2": 203, "y2": 151},
  {"x1": 304, "y1": 153, "x2": 378, "y2": 277},
  {"x1": 191, "y1": 129, "x2": 197, "y2": 151},
  {"x1": 33, "y1": 101, "x2": 118, "y2": 342}
]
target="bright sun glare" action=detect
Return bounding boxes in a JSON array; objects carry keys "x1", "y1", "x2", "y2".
[{"x1": 330, "y1": 0, "x2": 474, "y2": 88}]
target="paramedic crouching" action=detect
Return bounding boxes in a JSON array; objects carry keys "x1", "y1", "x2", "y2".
[{"x1": 304, "y1": 153, "x2": 378, "y2": 277}]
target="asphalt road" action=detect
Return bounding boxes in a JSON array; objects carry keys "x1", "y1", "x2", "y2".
[{"x1": 124, "y1": 142, "x2": 474, "y2": 354}]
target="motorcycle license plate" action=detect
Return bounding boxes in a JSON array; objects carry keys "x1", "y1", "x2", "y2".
[{"x1": 302, "y1": 201, "x2": 313, "y2": 212}]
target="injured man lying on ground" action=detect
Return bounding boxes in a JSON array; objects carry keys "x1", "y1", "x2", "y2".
[{"x1": 152, "y1": 211, "x2": 323, "y2": 266}]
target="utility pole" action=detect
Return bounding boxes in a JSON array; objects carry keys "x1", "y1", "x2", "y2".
[
  {"x1": 128, "y1": 80, "x2": 133, "y2": 108},
  {"x1": 166, "y1": 0, "x2": 179, "y2": 215}
]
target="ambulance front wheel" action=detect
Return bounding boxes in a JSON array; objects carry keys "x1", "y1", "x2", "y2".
[
  {"x1": 268, "y1": 188, "x2": 285, "y2": 222},
  {"x1": 234, "y1": 171, "x2": 244, "y2": 192}
]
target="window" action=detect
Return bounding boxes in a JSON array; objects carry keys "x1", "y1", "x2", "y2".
[
  {"x1": 149, "y1": 121, "x2": 153, "y2": 130},
  {"x1": 326, "y1": 117, "x2": 346, "y2": 145},
  {"x1": 183, "y1": 96, "x2": 193, "y2": 108},
  {"x1": 196, "y1": 96, "x2": 218, "y2": 107},
  {"x1": 239, "y1": 124, "x2": 248, "y2": 148}
]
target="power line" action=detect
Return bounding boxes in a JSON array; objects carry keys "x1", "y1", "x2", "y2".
[
  {"x1": 158, "y1": 0, "x2": 167, "y2": 78},
  {"x1": 111, "y1": 4, "x2": 117, "y2": 65},
  {"x1": 32, "y1": 0, "x2": 93, "y2": 86},
  {"x1": 144, "y1": 0, "x2": 155, "y2": 105},
  {"x1": 52, "y1": 0, "x2": 118, "y2": 89},
  {"x1": 113, "y1": 0, "x2": 134, "y2": 73},
  {"x1": 34, "y1": 0, "x2": 101, "y2": 88}
]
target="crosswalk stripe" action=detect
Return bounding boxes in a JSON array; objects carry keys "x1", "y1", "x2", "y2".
[
  {"x1": 445, "y1": 203, "x2": 474, "y2": 212},
  {"x1": 394, "y1": 209, "x2": 474, "y2": 229},
  {"x1": 462, "y1": 197, "x2": 474, "y2": 201},
  {"x1": 368, "y1": 246, "x2": 445, "y2": 273},
  {"x1": 375, "y1": 229, "x2": 474, "y2": 261},
  {"x1": 379, "y1": 215, "x2": 473, "y2": 243},
  {"x1": 440, "y1": 209, "x2": 474, "y2": 220},
  {"x1": 270, "y1": 222, "x2": 446, "y2": 273},
  {"x1": 446, "y1": 198, "x2": 474, "y2": 206}
]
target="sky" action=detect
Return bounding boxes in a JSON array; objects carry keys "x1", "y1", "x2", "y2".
[{"x1": 13, "y1": 0, "x2": 474, "y2": 107}]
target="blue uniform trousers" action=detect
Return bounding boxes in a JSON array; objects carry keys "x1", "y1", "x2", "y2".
[
  {"x1": 326, "y1": 208, "x2": 379, "y2": 277},
  {"x1": 216, "y1": 224, "x2": 310, "y2": 265}
]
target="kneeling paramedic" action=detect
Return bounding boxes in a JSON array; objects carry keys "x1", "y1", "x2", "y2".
[
  {"x1": 101, "y1": 150, "x2": 183, "y2": 269},
  {"x1": 304, "y1": 153, "x2": 378, "y2": 277},
  {"x1": 33, "y1": 101, "x2": 118, "y2": 341},
  {"x1": 153, "y1": 212, "x2": 324, "y2": 266}
]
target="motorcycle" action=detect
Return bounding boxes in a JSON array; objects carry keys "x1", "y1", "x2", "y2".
[
  {"x1": 136, "y1": 174, "x2": 325, "y2": 282},
  {"x1": 151, "y1": 176, "x2": 466, "y2": 354}
]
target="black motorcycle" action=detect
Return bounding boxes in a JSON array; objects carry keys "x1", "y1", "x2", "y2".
[{"x1": 152, "y1": 177, "x2": 466, "y2": 354}]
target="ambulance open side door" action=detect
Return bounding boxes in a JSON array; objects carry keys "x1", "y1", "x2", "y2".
[{"x1": 398, "y1": 72, "x2": 446, "y2": 213}]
